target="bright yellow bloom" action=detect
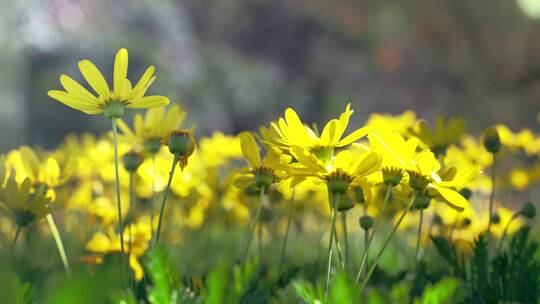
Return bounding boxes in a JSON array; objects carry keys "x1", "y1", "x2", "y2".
[
  {"x1": 260, "y1": 103, "x2": 369, "y2": 162},
  {"x1": 0, "y1": 178, "x2": 51, "y2": 227},
  {"x1": 497, "y1": 124, "x2": 540, "y2": 155},
  {"x1": 366, "y1": 110, "x2": 417, "y2": 135},
  {"x1": 288, "y1": 146, "x2": 381, "y2": 192},
  {"x1": 117, "y1": 104, "x2": 187, "y2": 153},
  {"x1": 409, "y1": 150, "x2": 478, "y2": 211},
  {"x1": 48, "y1": 48, "x2": 169, "y2": 116},
  {"x1": 235, "y1": 132, "x2": 292, "y2": 191},
  {"x1": 86, "y1": 219, "x2": 151, "y2": 280},
  {"x1": 410, "y1": 116, "x2": 465, "y2": 156}
]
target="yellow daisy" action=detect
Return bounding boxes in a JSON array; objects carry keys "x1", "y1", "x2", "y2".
[
  {"x1": 47, "y1": 48, "x2": 169, "y2": 118},
  {"x1": 260, "y1": 103, "x2": 369, "y2": 162}
]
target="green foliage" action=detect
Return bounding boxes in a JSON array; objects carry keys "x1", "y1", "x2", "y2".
[
  {"x1": 413, "y1": 278, "x2": 461, "y2": 304},
  {"x1": 0, "y1": 271, "x2": 36, "y2": 304},
  {"x1": 44, "y1": 262, "x2": 122, "y2": 304},
  {"x1": 433, "y1": 227, "x2": 540, "y2": 303},
  {"x1": 145, "y1": 245, "x2": 201, "y2": 304}
]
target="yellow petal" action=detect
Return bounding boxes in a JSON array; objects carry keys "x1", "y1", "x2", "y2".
[
  {"x1": 59, "y1": 75, "x2": 99, "y2": 104},
  {"x1": 433, "y1": 184, "x2": 468, "y2": 211},
  {"x1": 239, "y1": 132, "x2": 261, "y2": 168},
  {"x1": 113, "y1": 48, "x2": 128, "y2": 96},
  {"x1": 336, "y1": 126, "x2": 370, "y2": 147},
  {"x1": 127, "y1": 95, "x2": 169, "y2": 109},
  {"x1": 127, "y1": 66, "x2": 155, "y2": 99},
  {"x1": 352, "y1": 152, "x2": 382, "y2": 177},
  {"x1": 19, "y1": 146, "x2": 40, "y2": 182},
  {"x1": 47, "y1": 90, "x2": 103, "y2": 114},
  {"x1": 320, "y1": 120, "x2": 339, "y2": 146},
  {"x1": 78, "y1": 59, "x2": 111, "y2": 98}
]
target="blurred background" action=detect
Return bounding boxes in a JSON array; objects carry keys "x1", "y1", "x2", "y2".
[{"x1": 1, "y1": 0, "x2": 540, "y2": 150}]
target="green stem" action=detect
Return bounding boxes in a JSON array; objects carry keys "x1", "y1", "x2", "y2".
[
  {"x1": 363, "y1": 228, "x2": 370, "y2": 276},
  {"x1": 487, "y1": 154, "x2": 497, "y2": 237},
  {"x1": 359, "y1": 191, "x2": 417, "y2": 292},
  {"x1": 341, "y1": 211, "x2": 349, "y2": 271},
  {"x1": 111, "y1": 119, "x2": 126, "y2": 282},
  {"x1": 413, "y1": 209, "x2": 424, "y2": 277},
  {"x1": 155, "y1": 153, "x2": 179, "y2": 243},
  {"x1": 46, "y1": 214, "x2": 71, "y2": 276},
  {"x1": 278, "y1": 190, "x2": 295, "y2": 276},
  {"x1": 332, "y1": 225, "x2": 345, "y2": 271},
  {"x1": 128, "y1": 173, "x2": 135, "y2": 257},
  {"x1": 258, "y1": 214, "x2": 263, "y2": 261},
  {"x1": 356, "y1": 186, "x2": 392, "y2": 282},
  {"x1": 150, "y1": 154, "x2": 157, "y2": 242},
  {"x1": 9, "y1": 226, "x2": 22, "y2": 266},
  {"x1": 240, "y1": 186, "x2": 265, "y2": 266},
  {"x1": 497, "y1": 212, "x2": 519, "y2": 253},
  {"x1": 324, "y1": 192, "x2": 341, "y2": 302}
]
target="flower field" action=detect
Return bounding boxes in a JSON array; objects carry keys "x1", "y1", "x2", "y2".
[{"x1": 1, "y1": 48, "x2": 540, "y2": 303}]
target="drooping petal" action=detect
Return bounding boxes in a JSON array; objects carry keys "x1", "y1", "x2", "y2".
[
  {"x1": 47, "y1": 90, "x2": 103, "y2": 114},
  {"x1": 239, "y1": 132, "x2": 262, "y2": 168},
  {"x1": 127, "y1": 95, "x2": 169, "y2": 109},
  {"x1": 78, "y1": 59, "x2": 111, "y2": 98},
  {"x1": 432, "y1": 184, "x2": 468, "y2": 211},
  {"x1": 113, "y1": 48, "x2": 128, "y2": 96}
]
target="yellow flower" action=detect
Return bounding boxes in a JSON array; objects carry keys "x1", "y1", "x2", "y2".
[
  {"x1": 409, "y1": 150, "x2": 478, "y2": 211},
  {"x1": 0, "y1": 178, "x2": 51, "y2": 227},
  {"x1": 497, "y1": 124, "x2": 540, "y2": 156},
  {"x1": 366, "y1": 110, "x2": 417, "y2": 135},
  {"x1": 47, "y1": 48, "x2": 169, "y2": 117},
  {"x1": 235, "y1": 132, "x2": 291, "y2": 191},
  {"x1": 288, "y1": 145, "x2": 381, "y2": 195},
  {"x1": 260, "y1": 103, "x2": 369, "y2": 162},
  {"x1": 86, "y1": 219, "x2": 151, "y2": 280},
  {"x1": 410, "y1": 116, "x2": 465, "y2": 156},
  {"x1": 117, "y1": 104, "x2": 187, "y2": 154}
]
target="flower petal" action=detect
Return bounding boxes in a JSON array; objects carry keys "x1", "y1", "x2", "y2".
[
  {"x1": 336, "y1": 126, "x2": 370, "y2": 147},
  {"x1": 239, "y1": 132, "x2": 262, "y2": 168},
  {"x1": 433, "y1": 184, "x2": 468, "y2": 211},
  {"x1": 127, "y1": 95, "x2": 169, "y2": 109},
  {"x1": 113, "y1": 48, "x2": 128, "y2": 96},
  {"x1": 47, "y1": 90, "x2": 103, "y2": 114},
  {"x1": 78, "y1": 59, "x2": 111, "y2": 98}
]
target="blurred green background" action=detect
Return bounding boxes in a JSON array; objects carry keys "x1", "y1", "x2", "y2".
[{"x1": 1, "y1": 0, "x2": 540, "y2": 150}]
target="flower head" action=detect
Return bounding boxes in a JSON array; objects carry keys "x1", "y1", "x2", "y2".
[
  {"x1": 118, "y1": 104, "x2": 187, "y2": 154},
  {"x1": 235, "y1": 132, "x2": 292, "y2": 192},
  {"x1": 48, "y1": 48, "x2": 169, "y2": 118},
  {"x1": 0, "y1": 178, "x2": 51, "y2": 227},
  {"x1": 260, "y1": 104, "x2": 369, "y2": 163}
]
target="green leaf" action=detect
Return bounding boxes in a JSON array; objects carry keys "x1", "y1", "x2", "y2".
[{"x1": 414, "y1": 278, "x2": 461, "y2": 304}]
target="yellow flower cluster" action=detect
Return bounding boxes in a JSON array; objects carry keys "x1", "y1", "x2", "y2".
[{"x1": 1, "y1": 48, "x2": 538, "y2": 284}]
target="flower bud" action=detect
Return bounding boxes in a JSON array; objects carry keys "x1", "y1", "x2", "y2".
[
  {"x1": 167, "y1": 130, "x2": 195, "y2": 170},
  {"x1": 483, "y1": 127, "x2": 501, "y2": 153},
  {"x1": 168, "y1": 130, "x2": 195, "y2": 156},
  {"x1": 459, "y1": 188, "x2": 473, "y2": 200},
  {"x1": 520, "y1": 202, "x2": 536, "y2": 219},
  {"x1": 491, "y1": 213, "x2": 501, "y2": 224},
  {"x1": 359, "y1": 215, "x2": 375, "y2": 230},
  {"x1": 336, "y1": 195, "x2": 355, "y2": 211},
  {"x1": 122, "y1": 151, "x2": 143, "y2": 173},
  {"x1": 413, "y1": 192, "x2": 431, "y2": 210},
  {"x1": 144, "y1": 138, "x2": 162, "y2": 154}
]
